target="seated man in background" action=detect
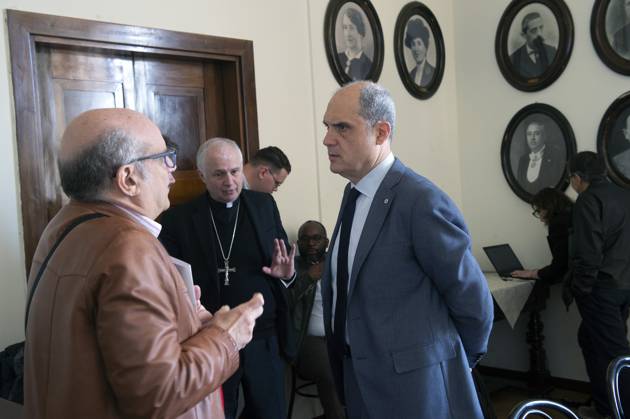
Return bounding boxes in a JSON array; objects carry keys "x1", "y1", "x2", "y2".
[
  {"x1": 289, "y1": 220, "x2": 345, "y2": 419},
  {"x1": 242, "y1": 145, "x2": 291, "y2": 193},
  {"x1": 24, "y1": 108, "x2": 264, "y2": 419}
]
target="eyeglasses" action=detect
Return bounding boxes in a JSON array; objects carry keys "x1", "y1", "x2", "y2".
[
  {"x1": 128, "y1": 148, "x2": 177, "y2": 169},
  {"x1": 266, "y1": 168, "x2": 283, "y2": 189},
  {"x1": 298, "y1": 234, "x2": 325, "y2": 243}
]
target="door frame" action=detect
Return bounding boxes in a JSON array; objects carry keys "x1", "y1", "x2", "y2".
[{"x1": 7, "y1": 9, "x2": 260, "y2": 270}]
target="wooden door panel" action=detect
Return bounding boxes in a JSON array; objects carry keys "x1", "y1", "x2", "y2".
[
  {"x1": 136, "y1": 57, "x2": 212, "y2": 205},
  {"x1": 35, "y1": 45, "x2": 136, "y2": 232},
  {"x1": 8, "y1": 10, "x2": 259, "y2": 269}
]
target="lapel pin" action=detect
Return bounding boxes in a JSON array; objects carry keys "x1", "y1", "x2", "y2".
[{"x1": 384, "y1": 198, "x2": 389, "y2": 204}]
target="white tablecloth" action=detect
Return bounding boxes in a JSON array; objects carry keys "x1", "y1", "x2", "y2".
[{"x1": 485, "y1": 272, "x2": 535, "y2": 329}]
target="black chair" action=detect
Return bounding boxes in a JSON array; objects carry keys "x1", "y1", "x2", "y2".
[
  {"x1": 607, "y1": 355, "x2": 630, "y2": 419},
  {"x1": 508, "y1": 399, "x2": 579, "y2": 419},
  {"x1": 286, "y1": 364, "x2": 319, "y2": 419}
]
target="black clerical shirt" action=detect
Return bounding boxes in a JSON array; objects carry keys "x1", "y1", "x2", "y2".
[{"x1": 208, "y1": 196, "x2": 277, "y2": 338}]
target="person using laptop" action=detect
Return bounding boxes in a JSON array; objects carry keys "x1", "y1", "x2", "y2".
[{"x1": 511, "y1": 187, "x2": 573, "y2": 282}]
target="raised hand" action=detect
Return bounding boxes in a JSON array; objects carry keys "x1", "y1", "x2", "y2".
[{"x1": 262, "y1": 239, "x2": 296, "y2": 279}]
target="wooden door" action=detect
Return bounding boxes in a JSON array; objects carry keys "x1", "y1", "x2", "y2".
[{"x1": 8, "y1": 10, "x2": 260, "y2": 270}]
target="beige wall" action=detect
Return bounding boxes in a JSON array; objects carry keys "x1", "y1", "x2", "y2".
[
  {"x1": 0, "y1": 0, "x2": 462, "y2": 349},
  {"x1": 2, "y1": 0, "x2": 624, "y2": 384}
]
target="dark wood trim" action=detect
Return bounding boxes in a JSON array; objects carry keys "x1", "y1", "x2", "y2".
[
  {"x1": 7, "y1": 10, "x2": 260, "y2": 271},
  {"x1": 477, "y1": 365, "x2": 591, "y2": 394}
]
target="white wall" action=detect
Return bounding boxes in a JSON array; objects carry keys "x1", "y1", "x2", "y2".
[{"x1": 454, "y1": 0, "x2": 630, "y2": 381}]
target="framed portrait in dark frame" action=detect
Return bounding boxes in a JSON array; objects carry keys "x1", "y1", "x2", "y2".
[
  {"x1": 597, "y1": 91, "x2": 630, "y2": 188},
  {"x1": 324, "y1": 0, "x2": 384, "y2": 85},
  {"x1": 591, "y1": 0, "x2": 630, "y2": 76},
  {"x1": 393, "y1": 2, "x2": 445, "y2": 100},
  {"x1": 501, "y1": 103, "x2": 577, "y2": 203},
  {"x1": 495, "y1": 0, "x2": 574, "y2": 92}
]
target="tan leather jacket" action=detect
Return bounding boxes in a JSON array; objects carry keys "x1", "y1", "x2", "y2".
[{"x1": 24, "y1": 201, "x2": 239, "y2": 419}]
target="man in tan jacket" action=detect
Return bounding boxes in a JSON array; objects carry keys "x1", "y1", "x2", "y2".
[{"x1": 24, "y1": 108, "x2": 264, "y2": 419}]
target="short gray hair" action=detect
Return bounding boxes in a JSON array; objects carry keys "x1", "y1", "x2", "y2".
[
  {"x1": 58, "y1": 129, "x2": 145, "y2": 201},
  {"x1": 196, "y1": 137, "x2": 243, "y2": 172},
  {"x1": 347, "y1": 81, "x2": 396, "y2": 139}
]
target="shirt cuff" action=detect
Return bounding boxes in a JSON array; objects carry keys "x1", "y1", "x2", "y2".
[{"x1": 280, "y1": 271, "x2": 297, "y2": 288}]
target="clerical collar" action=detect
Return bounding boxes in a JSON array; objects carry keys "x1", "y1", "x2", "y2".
[
  {"x1": 353, "y1": 153, "x2": 395, "y2": 199},
  {"x1": 208, "y1": 193, "x2": 240, "y2": 210},
  {"x1": 113, "y1": 203, "x2": 162, "y2": 238}
]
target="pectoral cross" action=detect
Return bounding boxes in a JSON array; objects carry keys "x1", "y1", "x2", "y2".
[{"x1": 218, "y1": 259, "x2": 236, "y2": 286}]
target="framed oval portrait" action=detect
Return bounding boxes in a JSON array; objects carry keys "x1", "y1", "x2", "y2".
[
  {"x1": 324, "y1": 0, "x2": 384, "y2": 85},
  {"x1": 393, "y1": 2, "x2": 445, "y2": 100},
  {"x1": 597, "y1": 91, "x2": 630, "y2": 188},
  {"x1": 495, "y1": 0, "x2": 574, "y2": 92},
  {"x1": 501, "y1": 103, "x2": 577, "y2": 203},
  {"x1": 591, "y1": 0, "x2": 630, "y2": 75}
]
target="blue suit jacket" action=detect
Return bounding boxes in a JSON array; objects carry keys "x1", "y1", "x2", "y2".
[{"x1": 322, "y1": 159, "x2": 494, "y2": 418}]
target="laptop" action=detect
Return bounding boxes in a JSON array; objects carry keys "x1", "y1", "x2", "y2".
[{"x1": 482, "y1": 244, "x2": 524, "y2": 280}]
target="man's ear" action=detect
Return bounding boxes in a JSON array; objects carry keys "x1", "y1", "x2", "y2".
[
  {"x1": 113, "y1": 164, "x2": 140, "y2": 197},
  {"x1": 257, "y1": 166, "x2": 268, "y2": 180},
  {"x1": 374, "y1": 120, "x2": 392, "y2": 145}
]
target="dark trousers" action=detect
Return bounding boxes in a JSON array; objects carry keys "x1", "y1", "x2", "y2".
[
  {"x1": 297, "y1": 335, "x2": 345, "y2": 419},
  {"x1": 576, "y1": 287, "x2": 630, "y2": 416},
  {"x1": 223, "y1": 335, "x2": 286, "y2": 419}
]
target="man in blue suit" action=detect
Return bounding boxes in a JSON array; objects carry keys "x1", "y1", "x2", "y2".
[{"x1": 321, "y1": 81, "x2": 494, "y2": 418}]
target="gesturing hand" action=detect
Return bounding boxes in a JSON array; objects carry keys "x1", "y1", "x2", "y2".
[
  {"x1": 209, "y1": 293, "x2": 264, "y2": 350},
  {"x1": 262, "y1": 239, "x2": 296, "y2": 280}
]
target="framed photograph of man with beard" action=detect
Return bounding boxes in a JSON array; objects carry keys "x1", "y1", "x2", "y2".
[
  {"x1": 501, "y1": 103, "x2": 577, "y2": 203},
  {"x1": 393, "y1": 2, "x2": 445, "y2": 100},
  {"x1": 597, "y1": 91, "x2": 630, "y2": 188},
  {"x1": 324, "y1": 0, "x2": 384, "y2": 85},
  {"x1": 591, "y1": 0, "x2": 630, "y2": 75},
  {"x1": 495, "y1": 0, "x2": 574, "y2": 92}
]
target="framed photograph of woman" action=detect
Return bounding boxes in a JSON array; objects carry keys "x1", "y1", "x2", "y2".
[
  {"x1": 495, "y1": 0, "x2": 574, "y2": 92},
  {"x1": 393, "y1": 2, "x2": 445, "y2": 100},
  {"x1": 597, "y1": 91, "x2": 630, "y2": 188},
  {"x1": 501, "y1": 103, "x2": 577, "y2": 203},
  {"x1": 324, "y1": 0, "x2": 384, "y2": 85},
  {"x1": 591, "y1": 0, "x2": 630, "y2": 75}
]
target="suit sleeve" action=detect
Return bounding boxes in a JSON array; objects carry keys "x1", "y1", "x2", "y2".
[
  {"x1": 411, "y1": 188, "x2": 494, "y2": 367},
  {"x1": 157, "y1": 208, "x2": 182, "y2": 259},
  {"x1": 94, "y1": 231, "x2": 239, "y2": 419}
]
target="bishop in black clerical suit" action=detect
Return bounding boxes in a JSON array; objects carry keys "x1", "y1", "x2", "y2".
[{"x1": 159, "y1": 138, "x2": 296, "y2": 419}]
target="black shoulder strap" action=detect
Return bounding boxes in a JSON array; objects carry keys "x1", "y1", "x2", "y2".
[{"x1": 25, "y1": 212, "x2": 108, "y2": 329}]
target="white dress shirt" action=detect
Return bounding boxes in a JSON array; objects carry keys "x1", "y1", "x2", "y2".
[{"x1": 331, "y1": 152, "x2": 395, "y2": 336}]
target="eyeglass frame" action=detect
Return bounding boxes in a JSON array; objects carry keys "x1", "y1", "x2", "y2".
[
  {"x1": 113, "y1": 148, "x2": 177, "y2": 177},
  {"x1": 264, "y1": 167, "x2": 284, "y2": 189}
]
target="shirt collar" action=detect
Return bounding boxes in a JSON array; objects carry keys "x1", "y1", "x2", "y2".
[
  {"x1": 113, "y1": 204, "x2": 162, "y2": 238},
  {"x1": 344, "y1": 49, "x2": 364, "y2": 61},
  {"x1": 529, "y1": 145, "x2": 546, "y2": 159},
  {"x1": 353, "y1": 153, "x2": 395, "y2": 198}
]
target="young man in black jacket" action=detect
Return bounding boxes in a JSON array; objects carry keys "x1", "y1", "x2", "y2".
[{"x1": 567, "y1": 151, "x2": 630, "y2": 419}]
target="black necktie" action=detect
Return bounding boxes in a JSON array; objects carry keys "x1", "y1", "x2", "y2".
[{"x1": 334, "y1": 187, "x2": 361, "y2": 353}]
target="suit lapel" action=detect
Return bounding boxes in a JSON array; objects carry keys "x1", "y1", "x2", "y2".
[{"x1": 348, "y1": 160, "x2": 405, "y2": 298}]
